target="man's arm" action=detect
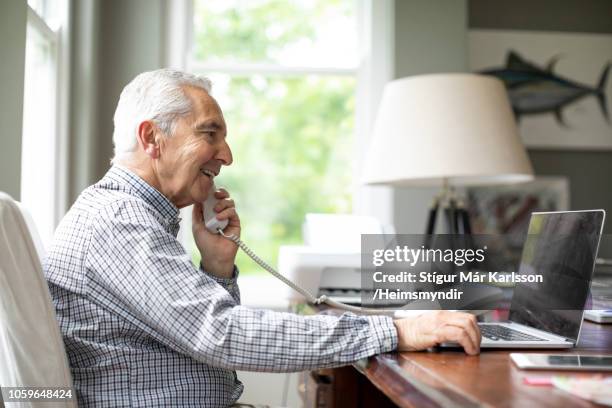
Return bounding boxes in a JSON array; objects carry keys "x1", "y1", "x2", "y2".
[{"x1": 85, "y1": 199, "x2": 397, "y2": 372}]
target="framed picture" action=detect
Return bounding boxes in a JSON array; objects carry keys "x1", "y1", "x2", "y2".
[
  {"x1": 467, "y1": 176, "x2": 569, "y2": 235},
  {"x1": 466, "y1": 177, "x2": 570, "y2": 270},
  {"x1": 469, "y1": 29, "x2": 612, "y2": 150}
]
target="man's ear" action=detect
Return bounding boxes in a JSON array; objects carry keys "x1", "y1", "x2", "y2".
[{"x1": 136, "y1": 120, "x2": 160, "y2": 159}]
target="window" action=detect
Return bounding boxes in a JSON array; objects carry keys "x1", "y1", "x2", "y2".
[
  {"x1": 21, "y1": 0, "x2": 69, "y2": 247},
  {"x1": 187, "y1": 0, "x2": 360, "y2": 276}
]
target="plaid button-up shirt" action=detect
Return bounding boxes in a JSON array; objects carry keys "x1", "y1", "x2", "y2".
[{"x1": 43, "y1": 166, "x2": 398, "y2": 407}]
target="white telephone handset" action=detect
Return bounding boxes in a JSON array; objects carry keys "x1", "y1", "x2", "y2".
[{"x1": 203, "y1": 185, "x2": 228, "y2": 233}]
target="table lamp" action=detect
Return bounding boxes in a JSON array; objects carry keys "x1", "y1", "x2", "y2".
[{"x1": 362, "y1": 73, "x2": 534, "y2": 234}]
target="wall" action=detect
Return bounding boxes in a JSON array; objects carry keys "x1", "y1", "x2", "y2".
[
  {"x1": 391, "y1": 0, "x2": 468, "y2": 233},
  {"x1": 0, "y1": 0, "x2": 27, "y2": 199},
  {"x1": 469, "y1": 0, "x2": 612, "y2": 254},
  {"x1": 69, "y1": 0, "x2": 101, "y2": 203},
  {"x1": 391, "y1": 0, "x2": 612, "y2": 245},
  {"x1": 469, "y1": 0, "x2": 612, "y2": 34},
  {"x1": 68, "y1": 0, "x2": 164, "y2": 203},
  {"x1": 97, "y1": 0, "x2": 164, "y2": 175}
]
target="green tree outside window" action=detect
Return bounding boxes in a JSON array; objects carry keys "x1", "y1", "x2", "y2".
[{"x1": 191, "y1": 0, "x2": 357, "y2": 275}]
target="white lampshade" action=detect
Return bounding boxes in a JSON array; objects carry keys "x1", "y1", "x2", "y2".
[{"x1": 362, "y1": 73, "x2": 534, "y2": 187}]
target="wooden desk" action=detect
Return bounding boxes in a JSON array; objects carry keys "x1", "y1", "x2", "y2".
[{"x1": 358, "y1": 321, "x2": 612, "y2": 408}]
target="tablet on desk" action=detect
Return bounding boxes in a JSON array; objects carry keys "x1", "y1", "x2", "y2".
[
  {"x1": 511, "y1": 353, "x2": 612, "y2": 371},
  {"x1": 584, "y1": 310, "x2": 612, "y2": 323}
]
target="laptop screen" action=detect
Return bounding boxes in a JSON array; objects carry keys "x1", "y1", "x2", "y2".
[{"x1": 508, "y1": 210, "x2": 605, "y2": 342}]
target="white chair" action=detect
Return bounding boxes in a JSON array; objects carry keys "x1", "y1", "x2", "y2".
[{"x1": 0, "y1": 192, "x2": 76, "y2": 407}]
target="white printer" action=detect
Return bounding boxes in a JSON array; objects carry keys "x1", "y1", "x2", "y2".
[
  {"x1": 277, "y1": 214, "x2": 504, "y2": 311},
  {"x1": 278, "y1": 214, "x2": 393, "y2": 303}
]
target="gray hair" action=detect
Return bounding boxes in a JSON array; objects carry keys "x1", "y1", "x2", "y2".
[{"x1": 111, "y1": 68, "x2": 212, "y2": 164}]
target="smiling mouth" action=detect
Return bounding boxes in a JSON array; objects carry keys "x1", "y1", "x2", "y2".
[{"x1": 201, "y1": 169, "x2": 216, "y2": 179}]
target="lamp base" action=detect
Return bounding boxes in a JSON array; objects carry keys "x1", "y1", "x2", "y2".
[
  {"x1": 424, "y1": 191, "x2": 475, "y2": 272},
  {"x1": 425, "y1": 193, "x2": 472, "y2": 235}
]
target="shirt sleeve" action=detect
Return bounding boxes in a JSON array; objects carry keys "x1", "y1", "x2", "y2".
[
  {"x1": 85, "y1": 199, "x2": 397, "y2": 372},
  {"x1": 200, "y1": 264, "x2": 240, "y2": 304}
]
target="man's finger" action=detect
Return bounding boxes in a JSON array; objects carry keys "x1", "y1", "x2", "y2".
[
  {"x1": 469, "y1": 315, "x2": 481, "y2": 348},
  {"x1": 446, "y1": 320, "x2": 480, "y2": 352},
  {"x1": 214, "y1": 198, "x2": 235, "y2": 212},
  {"x1": 450, "y1": 314, "x2": 480, "y2": 350},
  {"x1": 214, "y1": 188, "x2": 230, "y2": 199},
  {"x1": 215, "y1": 208, "x2": 241, "y2": 230},
  {"x1": 439, "y1": 312, "x2": 480, "y2": 350},
  {"x1": 436, "y1": 325, "x2": 479, "y2": 355}
]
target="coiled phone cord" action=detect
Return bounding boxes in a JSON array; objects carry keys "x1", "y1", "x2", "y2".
[{"x1": 218, "y1": 229, "x2": 408, "y2": 317}]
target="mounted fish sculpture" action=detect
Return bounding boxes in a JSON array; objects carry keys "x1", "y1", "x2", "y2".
[{"x1": 479, "y1": 50, "x2": 610, "y2": 126}]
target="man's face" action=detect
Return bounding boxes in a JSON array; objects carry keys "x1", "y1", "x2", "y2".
[{"x1": 155, "y1": 86, "x2": 232, "y2": 208}]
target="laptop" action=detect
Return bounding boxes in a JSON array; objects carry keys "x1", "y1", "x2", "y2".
[{"x1": 445, "y1": 210, "x2": 605, "y2": 349}]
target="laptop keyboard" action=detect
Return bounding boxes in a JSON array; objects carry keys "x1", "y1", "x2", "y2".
[{"x1": 480, "y1": 324, "x2": 546, "y2": 342}]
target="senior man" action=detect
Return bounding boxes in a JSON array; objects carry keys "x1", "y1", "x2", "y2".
[{"x1": 44, "y1": 69, "x2": 480, "y2": 407}]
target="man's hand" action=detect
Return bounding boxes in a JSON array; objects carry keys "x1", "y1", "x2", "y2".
[
  {"x1": 393, "y1": 311, "x2": 481, "y2": 355},
  {"x1": 192, "y1": 188, "x2": 240, "y2": 279}
]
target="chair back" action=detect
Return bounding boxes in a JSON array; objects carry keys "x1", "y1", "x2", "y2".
[{"x1": 0, "y1": 192, "x2": 76, "y2": 407}]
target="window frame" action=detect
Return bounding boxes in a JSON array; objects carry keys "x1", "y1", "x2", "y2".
[
  {"x1": 163, "y1": 0, "x2": 395, "y2": 297},
  {"x1": 21, "y1": 0, "x2": 71, "y2": 246}
]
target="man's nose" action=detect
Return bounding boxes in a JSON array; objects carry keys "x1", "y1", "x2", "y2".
[{"x1": 216, "y1": 142, "x2": 233, "y2": 166}]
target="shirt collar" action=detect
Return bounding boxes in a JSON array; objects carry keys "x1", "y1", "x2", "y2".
[{"x1": 100, "y1": 166, "x2": 181, "y2": 229}]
